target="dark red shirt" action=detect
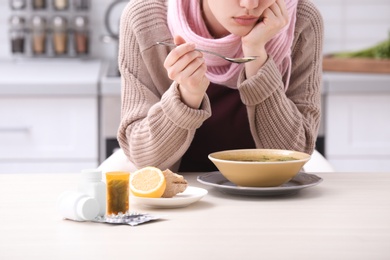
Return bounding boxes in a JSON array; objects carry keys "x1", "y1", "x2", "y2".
[{"x1": 179, "y1": 82, "x2": 256, "y2": 172}]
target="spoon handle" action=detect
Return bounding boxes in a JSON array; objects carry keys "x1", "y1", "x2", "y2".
[{"x1": 156, "y1": 41, "x2": 225, "y2": 59}]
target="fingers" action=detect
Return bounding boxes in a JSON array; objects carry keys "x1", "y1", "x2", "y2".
[
  {"x1": 178, "y1": 59, "x2": 207, "y2": 87},
  {"x1": 174, "y1": 35, "x2": 186, "y2": 45},
  {"x1": 164, "y1": 46, "x2": 204, "y2": 80},
  {"x1": 162, "y1": 35, "x2": 206, "y2": 88},
  {"x1": 168, "y1": 54, "x2": 205, "y2": 81},
  {"x1": 260, "y1": 0, "x2": 288, "y2": 32},
  {"x1": 269, "y1": 0, "x2": 289, "y2": 26},
  {"x1": 276, "y1": 0, "x2": 289, "y2": 24},
  {"x1": 163, "y1": 42, "x2": 196, "y2": 68},
  {"x1": 243, "y1": 0, "x2": 290, "y2": 49},
  {"x1": 163, "y1": 36, "x2": 209, "y2": 108},
  {"x1": 275, "y1": 0, "x2": 287, "y2": 14},
  {"x1": 268, "y1": 2, "x2": 282, "y2": 17}
]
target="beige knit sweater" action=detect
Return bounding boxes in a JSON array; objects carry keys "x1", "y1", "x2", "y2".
[{"x1": 117, "y1": 0, "x2": 324, "y2": 171}]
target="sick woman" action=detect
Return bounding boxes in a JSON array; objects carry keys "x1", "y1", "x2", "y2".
[{"x1": 117, "y1": 0, "x2": 323, "y2": 172}]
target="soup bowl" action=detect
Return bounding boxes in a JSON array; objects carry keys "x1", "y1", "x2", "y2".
[{"x1": 208, "y1": 149, "x2": 311, "y2": 187}]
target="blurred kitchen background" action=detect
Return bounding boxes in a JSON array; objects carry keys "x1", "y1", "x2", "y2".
[{"x1": 0, "y1": 0, "x2": 389, "y2": 173}]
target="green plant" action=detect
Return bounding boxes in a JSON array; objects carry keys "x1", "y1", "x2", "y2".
[{"x1": 333, "y1": 38, "x2": 390, "y2": 59}]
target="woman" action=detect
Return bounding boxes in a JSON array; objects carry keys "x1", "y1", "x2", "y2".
[{"x1": 117, "y1": 0, "x2": 323, "y2": 172}]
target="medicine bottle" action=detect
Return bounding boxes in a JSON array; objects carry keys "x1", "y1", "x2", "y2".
[
  {"x1": 78, "y1": 169, "x2": 106, "y2": 216},
  {"x1": 57, "y1": 191, "x2": 99, "y2": 221},
  {"x1": 106, "y1": 172, "x2": 130, "y2": 215}
]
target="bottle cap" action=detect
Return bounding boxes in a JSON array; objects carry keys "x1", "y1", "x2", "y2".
[
  {"x1": 76, "y1": 197, "x2": 99, "y2": 221},
  {"x1": 31, "y1": 16, "x2": 46, "y2": 29},
  {"x1": 10, "y1": 0, "x2": 26, "y2": 10},
  {"x1": 52, "y1": 16, "x2": 67, "y2": 30},
  {"x1": 74, "y1": 16, "x2": 88, "y2": 29},
  {"x1": 9, "y1": 16, "x2": 25, "y2": 27},
  {"x1": 81, "y1": 169, "x2": 102, "y2": 181},
  {"x1": 57, "y1": 191, "x2": 99, "y2": 221}
]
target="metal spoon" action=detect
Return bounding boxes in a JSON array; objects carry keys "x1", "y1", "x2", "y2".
[{"x1": 156, "y1": 42, "x2": 257, "y2": 64}]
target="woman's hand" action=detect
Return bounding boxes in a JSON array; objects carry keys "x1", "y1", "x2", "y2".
[
  {"x1": 242, "y1": 0, "x2": 289, "y2": 78},
  {"x1": 163, "y1": 35, "x2": 210, "y2": 109}
]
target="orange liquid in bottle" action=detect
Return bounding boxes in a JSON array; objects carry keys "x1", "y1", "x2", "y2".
[{"x1": 106, "y1": 172, "x2": 130, "y2": 215}]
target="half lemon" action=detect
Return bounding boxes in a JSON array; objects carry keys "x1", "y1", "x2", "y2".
[{"x1": 130, "y1": 166, "x2": 166, "y2": 198}]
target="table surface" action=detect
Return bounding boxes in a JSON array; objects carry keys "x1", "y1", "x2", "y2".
[{"x1": 0, "y1": 172, "x2": 389, "y2": 260}]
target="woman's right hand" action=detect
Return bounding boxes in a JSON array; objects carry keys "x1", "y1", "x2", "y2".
[{"x1": 163, "y1": 35, "x2": 210, "y2": 109}]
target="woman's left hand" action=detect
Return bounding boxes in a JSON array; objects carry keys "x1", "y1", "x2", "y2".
[
  {"x1": 243, "y1": 0, "x2": 289, "y2": 50},
  {"x1": 241, "y1": 0, "x2": 289, "y2": 77}
]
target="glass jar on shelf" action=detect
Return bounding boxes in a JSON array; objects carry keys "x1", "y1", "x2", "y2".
[
  {"x1": 52, "y1": 16, "x2": 68, "y2": 55},
  {"x1": 53, "y1": 0, "x2": 68, "y2": 11},
  {"x1": 73, "y1": 0, "x2": 89, "y2": 10},
  {"x1": 73, "y1": 16, "x2": 89, "y2": 55},
  {"x1": 32, "y1": 0, "x2": 46, "y2": 10},
  {"x1": 31, "y1": 16, "x2": 47, "y2": 55},
  {"x1": 9, "y1": 16, "x2": 26, "y2": 54},
  {"x1": 9, "y1": 0, "x2": 26, "y2": 10}
]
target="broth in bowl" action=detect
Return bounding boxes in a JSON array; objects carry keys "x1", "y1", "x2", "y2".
[{"x1": 228, "y1": 155, "x2": 298, "y2": 162}]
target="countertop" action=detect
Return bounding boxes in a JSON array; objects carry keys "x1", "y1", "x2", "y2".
[
  {"x1": 0, "y1": 59, "x2": 102, "y2": 95},
  {"x1": 1, "y1": 59, "x2": 389, "y2": 96},
  {"x1": 100, "y1": 67, "x2": 390, "y2": 95},
  {"x1": 0, "y1": 171, "x2": 389, "y2": 260},
  {"x1": 99, "y1": 69, "x2": 390, "y2": 96},
  {"x1": 323, "y1": 72, "x2": 390, "y2": 93}
]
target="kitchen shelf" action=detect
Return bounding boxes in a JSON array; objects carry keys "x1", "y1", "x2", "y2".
[{"x1": 323, "y1": 56, "x2": 390, "y2": 74}]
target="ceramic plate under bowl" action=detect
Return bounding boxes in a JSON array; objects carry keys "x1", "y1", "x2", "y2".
[
  {"x1": 131, "y1": 186, "x2": 208, "y2": 209},
  {"x1": 197, "y1": 171, "x2": 322, "y2": 196}
]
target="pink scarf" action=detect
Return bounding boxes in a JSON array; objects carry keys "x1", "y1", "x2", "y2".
[{"x1": 167, "y1": 0, "x2": 298, "y2": 90}]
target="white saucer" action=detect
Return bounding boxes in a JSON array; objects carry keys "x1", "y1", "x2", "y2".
[{"x1": 131, "y1": 186, "x2": 208, "y2": 209}]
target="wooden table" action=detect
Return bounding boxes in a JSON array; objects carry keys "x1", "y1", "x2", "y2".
[{"x1": 0, "y1": 172, "x2": 389, "y2": 260}]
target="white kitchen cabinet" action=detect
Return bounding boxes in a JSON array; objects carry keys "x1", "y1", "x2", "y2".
[
  {"x1": 0, "y1": 96, "x2": 98, "y2": 173},
  {"x1": 324, "y1": 72, "x2": 390, "y2": 172},
  {"x1": 0, "y1": 60, "x2": 101, "y2": 173}
]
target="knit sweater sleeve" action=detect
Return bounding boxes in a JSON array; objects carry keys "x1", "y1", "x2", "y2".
[
  {"x1": 117, "y1": 0, "x2": 211, "y2": 170},
  {"x1": 237, "y1": 0, "x2": 324, "y2": 154}
]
